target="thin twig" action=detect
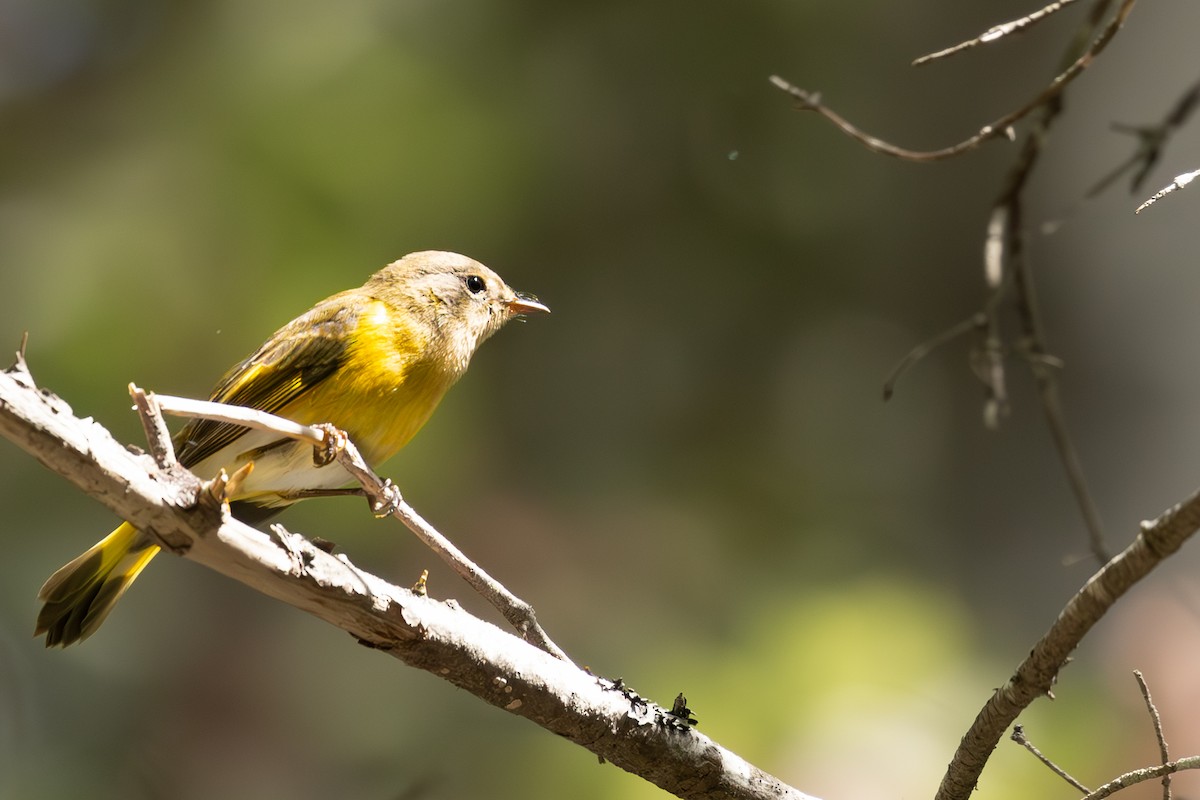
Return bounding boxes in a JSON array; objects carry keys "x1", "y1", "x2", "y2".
[
  {"x1": 1133, "y1": 671, "x2": 1172, "y2": 800},
  {"x1": 983, "y1": 0, "x2": 1117, "y2": 564},
  {"x1": 768, "y1": 0, "x2": 1137, "y2": 162},
  {"x1": 1081, "y1": 757, "x2": 1200, "y2": 800},
  {"x1": 1034, "y1": 371, "x2": 1109, "y2": 561},
  {"x1": 882, "y1": 313, "x2": 986, "y2": 400},
  {"x1": 147, "y1": 392, "x2": 573, "y2": 664},
  {"x1": 1011, "y1": 724, "x2": 1092, "y2": 793},
  {"x1": 1136, "y1": 169, "x2": 1200, "y2": 214},
  {"x1": 913, "y1": 0, "x2": 1084, "y2": 66}
]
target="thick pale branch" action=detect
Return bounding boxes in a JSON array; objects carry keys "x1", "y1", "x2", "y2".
[{"x1": 0, "y1": 356, "x2": 815, "y2": 800}]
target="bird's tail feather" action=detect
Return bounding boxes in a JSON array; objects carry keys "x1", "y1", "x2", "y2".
[{"x1": 35, "y1": 522, "x2": 160, "y2": 647}]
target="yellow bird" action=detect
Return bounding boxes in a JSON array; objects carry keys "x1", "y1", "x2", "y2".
[{"x1": 35, "y1": 250, "x2": 549, "y2": 647}]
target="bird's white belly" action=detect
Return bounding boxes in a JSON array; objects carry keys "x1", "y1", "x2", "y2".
[{"x1": 186, "y1": 429, "x2": 354, "y2": 508}]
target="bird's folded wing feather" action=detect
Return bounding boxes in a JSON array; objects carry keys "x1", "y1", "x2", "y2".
[{"x1": 173, "y1": 295, "x2": 359, "y2": 468}]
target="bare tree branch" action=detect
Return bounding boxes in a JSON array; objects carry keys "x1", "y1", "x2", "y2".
[
  {"x1": 768, "y1": 0, "x2": 1136, "y2": 163},
  {"x1": 912, "y1": 0, "x2": 1085, "y2": 66},
  {"x1": 1015, "y1": 683, "x2": 1200, "y2": 800},
  {"x1": 0, "y1": 353, "x2": 817, "y2": 800},
  {"x1": 1080, "y1": 758, "x2": 1200, "y2": 800},
  {"x1": 139, "y1": 388, "x2": 573, "y2": 663},
  {"x1": 933, "y1": 490, "x2": 1200, "y2": 800},
  {"x1": 882, "y1": 313, "x2": 987, "y2": 401}
]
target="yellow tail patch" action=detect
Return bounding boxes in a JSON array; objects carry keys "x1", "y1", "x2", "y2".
[{"x1": 35, "y1": 522, "x2": 160, "y2": 647}]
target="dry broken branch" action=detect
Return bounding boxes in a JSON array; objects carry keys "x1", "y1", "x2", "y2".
[{"x1": 0, "y1": 353, "x2": 817, "y2": 800}]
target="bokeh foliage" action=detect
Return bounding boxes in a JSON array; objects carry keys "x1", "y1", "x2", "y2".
[{"x1": 3, "y1": 1, "x2": 1200, "y2": 798}]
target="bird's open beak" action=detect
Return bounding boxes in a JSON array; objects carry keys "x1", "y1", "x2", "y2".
[{"x1": 507, "y1": 292, "x2": 550, "y2": 316}]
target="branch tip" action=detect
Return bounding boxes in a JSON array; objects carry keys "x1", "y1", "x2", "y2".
[
  {"x1": 129, "y1": 383, "x2": 178, "y2": 467},
  {"x1": 913, "y1": 0, "x2": 1083, "y2": 66}
]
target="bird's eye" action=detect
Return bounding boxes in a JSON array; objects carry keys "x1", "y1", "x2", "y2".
[{"x1": 465, "y1": 275, "x2": 486, "y2": 294}]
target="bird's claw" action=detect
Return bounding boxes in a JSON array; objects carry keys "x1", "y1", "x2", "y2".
[
  {"x1": 312, "y1": 423, "x2": 349, "y2": 467},
  {"x1": 369, "y1": 479, "x2": 403, "y2": 518}
]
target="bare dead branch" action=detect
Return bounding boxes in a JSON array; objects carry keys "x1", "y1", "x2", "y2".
[
  {"x1": 145, "y1": 391, "x2": 573, "y2": 664},
  {"x1": 882, "y1": 313, "x2": 987, "y2": 401},
  {"x1": 0, "y1": 354, "x2": 818, "y2": 800},
  {"x1": 1016, "y1": 682, "x2": 1200, "y2": 800},
  {"x1": 768, "y1": 0, "x2": 1136, "y2": 163},
  {"x1": 913, "y1": 0, "x2": 1084, "y2": 66},
  {"x1": 1080, "y1": 758, "x2": 1200, "y2": 800},
  {"x1": 129, "y1": 384, "x2": 176, "y2": 468},
  {"x1": 984, "y1": 0, "x2": 1116, "y2": 563},
  {"x1": 1133, "y1": 671, "x2": 1172, "y2": 800},
  {"x1": 933, "y1": 490, "x2": 1200, "y2": 800},
  {"x1": 1011, "y1": 724, "x2": 1092, "y2": 793},
  {"x1": 1019, "y1": 333, "x2": 1109, "y2": 561}
]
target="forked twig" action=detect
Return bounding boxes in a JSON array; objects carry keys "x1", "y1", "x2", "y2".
[
  {"x1": 1079, "y1": 759, "x2": 1200, "y2": 800},
  {"x1": 1015, "y1": 673, "x2": 1194, "y2": 800},
  {"x1": 134, "y1": 388, "x2": 573, "y2": 664}
]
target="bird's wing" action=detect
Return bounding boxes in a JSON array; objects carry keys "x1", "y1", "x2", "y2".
[{"x1": 173, "y1": 294, "x2": 359, "y2": 468}]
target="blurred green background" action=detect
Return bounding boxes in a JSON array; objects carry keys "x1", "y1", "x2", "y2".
[{"x1": 3, "y1": 1, "x2": 1200, "y2": 798}]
